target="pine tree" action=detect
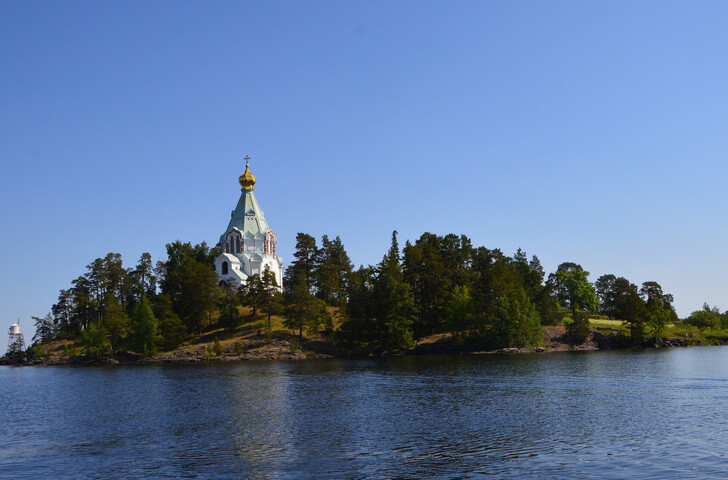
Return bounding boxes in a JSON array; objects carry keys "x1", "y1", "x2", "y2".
[
  {"x1": 283, "y1": 233, "x2": 319, "y2": 292},
  {"x1": 284, "y1": 276, "x2": 329, "y2": 338},
  {"x1": 155, "y1": 294, "x2": 187, "y2": 351},
  {"x1": 314, "y1": 235, "x2": 353, "y2": 307},
  {"x1": 373, "y1": 231, "x2": 415, "y2": 352},
  {"x1": 130, "y1": 295, "x2": 160, "y2": 356},
  {"x1": 218, "y1": 282, "x2": 243, "y2": 330},
  {"x1": 103, "y1": 293, "x2": 130, "y2": 353}
]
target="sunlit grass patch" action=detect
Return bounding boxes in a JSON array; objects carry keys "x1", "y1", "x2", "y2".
[{"x1": 589, "y1": 318, "x2": 624, "y2": 328}]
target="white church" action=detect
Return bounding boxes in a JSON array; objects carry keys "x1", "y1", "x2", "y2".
[{"x1": 214, "y1": 156, "x2": 284, "y2": 288}]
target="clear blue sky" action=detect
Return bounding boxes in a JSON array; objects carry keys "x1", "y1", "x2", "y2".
[{"x1": 2, "y1": 1, "x2": 728, "y2": 350}]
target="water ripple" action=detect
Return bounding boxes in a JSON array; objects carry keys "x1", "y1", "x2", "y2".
[{"x1": 3, "y1": 349, "x2": 728, "y2": 478}]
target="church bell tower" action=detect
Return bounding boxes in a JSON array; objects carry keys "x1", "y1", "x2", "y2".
[{"x1": 213, "y1": 156, "x2": 284, "y2": 288}]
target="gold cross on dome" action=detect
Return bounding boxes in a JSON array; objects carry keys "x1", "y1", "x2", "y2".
[{"x1": 244, "y1": 155, "x2": 250, "y2": 168}]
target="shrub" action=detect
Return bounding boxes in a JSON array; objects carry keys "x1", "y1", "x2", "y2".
[
  {"x1": 685, "y1": 304, "x2": 722, "y2": 329},
  {"x1": 567, "y1": 311, "x2": 591, "y2": 344},
  {"x1": 213, "y1": 338, "x2": 223, "y2": 356}
]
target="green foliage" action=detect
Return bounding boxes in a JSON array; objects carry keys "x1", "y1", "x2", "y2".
[
  {"x1": 130, "y1": 252, "x2": 157, "y2": 302},
  {"x1": 5, "y1": 336, "x2": 26, "y2": 361},
  {"x1": 247, "y1": 269, "x2": 283, "y2": 330},
  {"x1": 338, "y1": 266, "x2": 377, "y2": 345},
  {"x1": 403, "y1": 234, "x2": 457, "y2": 338},
  {"x1": 234, "y1": 341, "x2": 244, "y2": 355},
  {"x1": 103, "y1": 294, "x2": 130, "y2": 353},
  {"x1": 62, "y1": 343, "x2": 78, "y2": 357},
  {"x1": 42, "y1": 229, "x2": 711, "y2": 358},
  {"x1": 28, "y1": 343, "x2": 48, "y2": 359},
  {"x1": 174, "y1": 259, "x2": 220, "y2": 333},
  {"x1": 375, "y1": 232, "x2": 415, "y2": 352},
  {"x1": 490, "y1": 289, "x2": 543, "y2": 348},
  {"x1": 158, "y1": 241, "x2": 220, "y2": 334},
  {"x1": 403, "y1": 233, "x2": 476, "y2": 338},
  {"x1": 444, "y1": 285, "x2": 477, "y2": 340},
  {"x1": 566, "y1": 311, "x2": 591, "y2": 344},
  {"x1": 645, "y1": 302, "x2": 674, "y2": 338},
  {"x1": 685, "y1": 304, "x2": 722, "y2": 329},
  {"x1": 218, "y1": 282, "x2": 243, "y2": 330},
  {"x1": 383, "y1": 282, "x2": 415, "y2": 353},
  {"x1": 283, "y1": 233, "x2": 318, "y2": 292},
  {"x1": 32, "y1": 313, "x2": 57, "y2": 344},
  {"x1": 81, "y1": 324, "x2": 110, "y2": 360},
  {"x1": 155, "y1": 294, "x2": 187, "y2": 351},
  {"x1": 549, "y1": 263, "x2": 598, "y2": 314},
  {"x1": 130, "y1": 295, "x2": 160, "y2": 356},
  {"x1": 213, "y1": 338, "x2": 223, "y2": 356},
  {"x1": 284, "y1": 276, "x2": 330, "y2": 338},
  {"x1": 314, "y1": 235, "x2": 353, "y2": 307}
]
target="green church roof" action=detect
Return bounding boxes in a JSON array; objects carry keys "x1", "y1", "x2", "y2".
[{"x1": 225, "y1": 189, "x2": 271, "y2": 237}]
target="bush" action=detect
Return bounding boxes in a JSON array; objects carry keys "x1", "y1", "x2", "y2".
[
  {"x1": 213, "y1": 338, "x2": 224, "y2": 356},
  {"x1": 29, "y1": 343, "x2": 48, "y2": 359},
  {"x1": 62, "y1": 343, "x2": 78, "y2": 357},
  {"x1": 567, "y1": 312, "x2": 591, "y2": 344},
  {"x1": 685, "y1": 305, "x2": 722, "y2": 329}
]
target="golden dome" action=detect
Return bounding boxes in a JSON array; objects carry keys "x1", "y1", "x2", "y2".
[{"x1": 238, "y1": 155, "x2": 256, "y2": 190}]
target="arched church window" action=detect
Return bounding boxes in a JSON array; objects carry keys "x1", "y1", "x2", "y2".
[
  {"x1": 236, "y1": 236, "x2": 241, "y2": 253},
  {"x1": 222, "y1": 262, "x2": 229, "y2": 275}
]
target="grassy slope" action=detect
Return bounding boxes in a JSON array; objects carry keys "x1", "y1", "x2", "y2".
[{"x1": 19, "y1": 311, "x2": 728, "y2": 364}]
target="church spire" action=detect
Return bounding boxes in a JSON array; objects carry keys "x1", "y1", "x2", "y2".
[{"x1": 238, "y1": 155, "x2": 257, "y2": 191}]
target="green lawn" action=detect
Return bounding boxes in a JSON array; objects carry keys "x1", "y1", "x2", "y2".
[{"x1": 589, "y1": 318, "x2": 625, "y2": 328}]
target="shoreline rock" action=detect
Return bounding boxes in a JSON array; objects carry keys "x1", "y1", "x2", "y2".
[{"x1": 3, "y1": 327, "x2": 724, "y2": 367}]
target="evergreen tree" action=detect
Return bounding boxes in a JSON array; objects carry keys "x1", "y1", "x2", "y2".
[
  {"x1": 246, "y1": 274, "x2": 266, "y2": 318},
  {"x1": 403, "y1": 233, "x2": 451, "y2": 338},
  {"x1": 261, "y1": 268, "x2": 283, "y2": 330},
  {"x1": 340, "y1": 266, "x2": 377, "y2": 345},
  {"x1": 171, "y1": 257, "x2": 220, "y2": 334},
  {"x1": 130, "y1": 295, "x2": 159, "y2": 356},
  {"x1": 32, "y1": 313, "x2": 57, "y2": 344},
  {"x1": 103, "y1": 293, "x2": 130, "y2": 353},
  {"x1": 314, "y1": 235, "x2": 353, "y2": 307},
  {"x1": 444, "y1": 285, "x2": 477, "y2": 340},
  {"x1": 284, "y1": 276, "x2": 329, "y2": 338},
  {"x1": 130, "y1": 252, "x2": 157, "y2": 303},
  {"x1": 373, "y1": 231, "x2": 415, "y2": 352},
  {"x1": 283, "y1": 233, "x2": 319, "y2": 292},
  {"x1": 155, "y1": 294, "x2": 187, "y2": 351},
  {"x1": 52, "y1": 289, "x2": 75, "y2": 336},
  {"x1": 218, "y1": 282, "x2": 243, "y2": 330}
]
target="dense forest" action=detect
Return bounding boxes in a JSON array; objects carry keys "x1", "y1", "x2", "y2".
[{"x1": 15, "y1": 231, "x2": 728, "y2": 360}]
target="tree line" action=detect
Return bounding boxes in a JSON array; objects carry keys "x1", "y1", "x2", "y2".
[{"x1": 27, "y1": 231, "x2": 727, "y2": 358}]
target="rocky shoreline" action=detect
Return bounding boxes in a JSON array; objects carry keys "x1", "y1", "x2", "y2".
[{"x1": 2, "y1": 326, "x2": 723, "y2": 367}]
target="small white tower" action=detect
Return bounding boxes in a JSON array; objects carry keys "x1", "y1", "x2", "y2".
[{"x1": 7, "y1": 320, "x2": 25, "y2": 356}]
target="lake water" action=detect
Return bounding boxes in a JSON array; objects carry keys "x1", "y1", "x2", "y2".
[{"x1": 2, "y1": 347, "x2": 728, "y2": 479}]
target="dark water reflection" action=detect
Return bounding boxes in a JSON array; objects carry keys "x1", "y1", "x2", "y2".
[{"x1": 3, "y1": 348, "x2": 728, "y2": 479}]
